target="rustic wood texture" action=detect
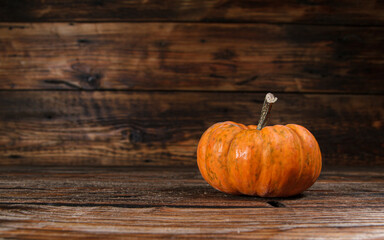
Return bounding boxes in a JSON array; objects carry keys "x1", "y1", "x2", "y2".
[
  {"x1": 0, "y1": 166, "x2": 383, "y2": 239},
  {"x1": 1, "y1": 23, "x2": 383, "y2": 93},
  {"x1": 0, "y1": 92, "x2": 382, "y2": 166},
  {"x1": 1, "y1": 0, "x2": 384, "y2": 26}
]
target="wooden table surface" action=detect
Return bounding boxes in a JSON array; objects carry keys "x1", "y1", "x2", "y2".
[{"x1": 0, "y1": 166, "x2": 383, "y2": 239}]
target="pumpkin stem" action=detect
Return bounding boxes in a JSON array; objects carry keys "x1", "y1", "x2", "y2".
[{"x1": 257, "y1": 93, "x2": 278, "y2": 130}]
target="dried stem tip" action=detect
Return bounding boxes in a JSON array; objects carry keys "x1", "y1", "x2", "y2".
[{"x1": 256, "y1": 93, "x2": 278, "y2": 130}]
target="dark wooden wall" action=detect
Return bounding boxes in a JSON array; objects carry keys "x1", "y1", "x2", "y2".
[{"x1": 0, "y1": 0, "x2": 383, "y2": 167}]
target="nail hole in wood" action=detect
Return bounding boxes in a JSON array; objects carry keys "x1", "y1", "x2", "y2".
[
  {"x1": 267, "y1": 200, "x2": 286, "y2": 208},
  {"x1": 78, "y1": 39, "x2": 91, "y2": 44}
]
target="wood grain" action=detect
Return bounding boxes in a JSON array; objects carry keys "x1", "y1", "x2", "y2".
[
  {"x1": 0, "y1": 166, "x2": 383, "y2": 239},
  {"x1": 0, "y1": 0, "x2": 383, "y2": 26},
  {"x1": 1, "y1": 23, "x2": 383, "y2": 93},
  {"x1": 0, "y1": 92, "x2": 382, "y2": 166}
]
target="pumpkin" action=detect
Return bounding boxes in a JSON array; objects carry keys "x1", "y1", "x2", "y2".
[{"x1": 197, "y1": 93, "x2": 321, "y2": 197}]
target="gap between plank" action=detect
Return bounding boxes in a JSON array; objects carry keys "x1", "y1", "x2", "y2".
[
  {"x1": 2, "y1": 21, "x2": 384, "y2": 28},
  {"x1": 0, "y1": 89, "x2": 382, "y2": 96}
]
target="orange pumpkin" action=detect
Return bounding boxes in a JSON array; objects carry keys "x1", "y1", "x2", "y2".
[{"x1": 197, "y1": 93, "x2": 321, "y2": 197}]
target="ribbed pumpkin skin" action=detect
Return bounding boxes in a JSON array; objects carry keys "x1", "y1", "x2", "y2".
[{"x1": 197, "y1": 121, "x2": 322, "y2": 197}]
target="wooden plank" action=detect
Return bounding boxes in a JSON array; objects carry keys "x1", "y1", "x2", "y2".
[
  {"x1": 0, "y1": 166, "x2": 382, "y2": 208},
  {"x1": 1, "y1": 23, "x2": 383, "y2": 93},
  {"x1": 0, "y1": 167, "x2": 383, "y2": 239},
  {"x1": 0, "y1": 92, "x2": 382, "y2": 166},
  {"x1": 0, "y1": 0, "x2": 383, "y2": 26}
]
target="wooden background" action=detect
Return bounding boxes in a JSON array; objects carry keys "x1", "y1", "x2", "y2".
[{"x1": 0, "y1": 0, "x2": 383, "y2": 167}]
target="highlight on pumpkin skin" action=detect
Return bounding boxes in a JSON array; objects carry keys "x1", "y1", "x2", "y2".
[
  {"x1": 197, "y1": 121, "x2": 246, "y2": 194},
  {"x1": 196, "y1": 93, "x2": 322, "y2": 197}
]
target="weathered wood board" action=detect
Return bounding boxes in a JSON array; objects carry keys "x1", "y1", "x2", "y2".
[
  {"x1": 0, "y1": 166, "x2": 383, "y2": 239},
  {"x1": 0, "y1": 92, "x2": 382, "y2": 166},
  {"x1": 1, "y1": 23, "x2": 383, "y2": 93},
  {"x1": 1, "y1": 0, "x2": 383, "y2": 25}
]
